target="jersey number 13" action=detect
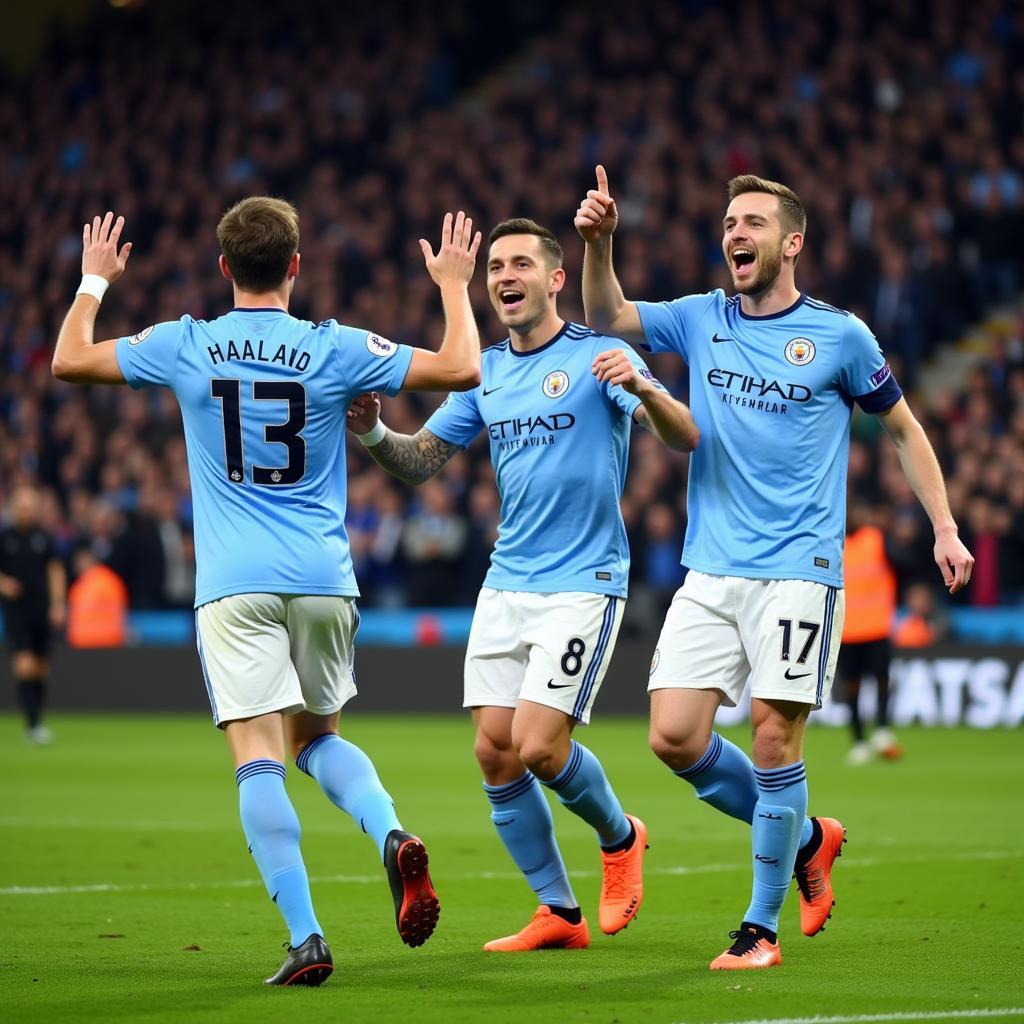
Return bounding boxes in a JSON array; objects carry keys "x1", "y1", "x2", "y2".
[{"x1": 211, "y1": 379, "x2": 307, "y2": 486}]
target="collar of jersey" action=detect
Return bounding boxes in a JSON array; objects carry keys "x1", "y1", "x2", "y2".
[
  {"x1": 507, "y1": 321, "x2": 568, "y2": 357},
  {"x1": 736, "y1": 293, "x2": 806, "y2": 321},
  {"x1": 230, "y1": 306, "x2": 289, "y2": 314}
]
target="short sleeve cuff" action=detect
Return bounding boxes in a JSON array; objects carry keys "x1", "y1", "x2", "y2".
[
  {"x1": 422, "y1": 416, "x2": 469, "y2": 448},
  {"x1": 382, "y1": 344, "x2": 416, "y2": 396},
  {"x1": 855, "y1": 375, "x2": 902, "y2": 414},
  {"x1": 114, "y1": 337, "x2": 144, "y2": 389},
  {"x1": 624, "y1": 394, "x2": 644, "y2": 419},
  {"x1": 634, "y1": 301, "x2": 666, "y2": 353}
]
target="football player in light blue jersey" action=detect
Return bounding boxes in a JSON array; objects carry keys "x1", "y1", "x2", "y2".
[
  {"x1": 347, "y1": 218, "x2": 698, "y2": 951},
  {"x1": 52, "y1": 201, "x2": 483, "y2": 985},
  {"x1": 577, "y1": 168, "x2": 973, "y2": 970}
]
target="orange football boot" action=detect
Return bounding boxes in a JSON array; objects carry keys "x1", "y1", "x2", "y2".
[
  {"x1": 872, "y1": 728, "x2": 904, "y2": 761},
  {"x1": 599, "y1": 814, "x2": 648, "y2": 935},
  {"x1": 794, "y1": 816, "x2": 847, "y2": 936},
  {"x1": 709, "y1": 925, "x2": 782, "y2": 970},
  {"x1": 483, "y1": 906, "x2": 590, "y2": 951}
]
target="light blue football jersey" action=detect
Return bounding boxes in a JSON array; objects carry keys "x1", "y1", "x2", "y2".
[
  {"x1": 115, "y1": 309, "x2": 413, "y2": 607},
  {"x1": 635, "y1": 291, "x2": 902, "y2": 587},
  {"x1": 426, "y1": 321, "x2": 665, "y2": 597}
]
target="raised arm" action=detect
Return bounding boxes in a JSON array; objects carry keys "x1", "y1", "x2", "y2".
[
  {"x1": 52, "y1": 212, "x2": 132, "y2": 384},
  {"x1": 592, "y1": 349, "x2": 699, "y2": 452},
  {"x1": 575, "y1": 166, "x2": 645, "y2": 344},
  {"x1": 878, "y1": 397, "x2": 973, "y2": 592},
  {"x1": 347, "y1": 392, "x2": 459, "y2": 485},
  {"x1": 402, "y1": 211, "x2": 483, "y2": 392}
]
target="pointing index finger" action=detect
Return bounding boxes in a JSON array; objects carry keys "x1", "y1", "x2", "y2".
[{"x1": 596, "y1": 164, "x2": 609, "y2": 195}]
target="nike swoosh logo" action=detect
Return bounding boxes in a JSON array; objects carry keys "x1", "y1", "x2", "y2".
[
  {"x1": 712, "y1": 333, "x2": 732, "y2": 343},
  {"x1": 546, "y1": 678, "x2": 574, "y2": 690},
  {"x1": 784, "y1": 668, "x2": 812, "y2": 680},
  {"x1": 482, "y1": 386, "x2": 503, "y2": 396}
]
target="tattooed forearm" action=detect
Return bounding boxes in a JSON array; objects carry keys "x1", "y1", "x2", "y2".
[{"x1": 366, "y1": 427, "x2": 459, "y2": 485}]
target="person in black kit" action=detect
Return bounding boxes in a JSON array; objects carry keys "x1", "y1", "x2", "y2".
[{"x1": 0, "y1": 484, "x2": 66, "y2": 743}]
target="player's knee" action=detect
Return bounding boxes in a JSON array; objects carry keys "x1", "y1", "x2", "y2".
[
  {"x1": 648, "y1": 722, "x2": 708, "y2": 771},
  {"x1": 751, "y1": 724, "x2": 799, "y2": 768},
  {"x1": 290, "y1": 730, "x2": 332, "y2": 763},
  {"x1": 514, "y1": 738, "x2": 562, "y2": 781},
  {"x1": 474, "y1": 731, "x2": 518, "y2": 779}
]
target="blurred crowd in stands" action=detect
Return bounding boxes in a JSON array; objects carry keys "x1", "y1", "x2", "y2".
[{"x1": 0, "y1": 0, "x2": 1022, "y2": 625}]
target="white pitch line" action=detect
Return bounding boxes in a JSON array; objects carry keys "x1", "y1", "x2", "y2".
[
  {"x1": 676, "y1": 1011, "x2": 1024, "y2": 1024},
  {"x1": 1, "y1": 850, "x2": 1021, "y2": 898}
]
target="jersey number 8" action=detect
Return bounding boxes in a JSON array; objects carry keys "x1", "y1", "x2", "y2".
[{"x1": 560, "y1": 637, "x2": 587, "y2": 676}]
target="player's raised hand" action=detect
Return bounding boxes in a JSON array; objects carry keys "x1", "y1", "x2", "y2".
[
  {"x1": 346, "y1": 392, "x2": 381, "y2": 434},
  {"x1": 935, "y1": 531, "x2": 974, "y2": 594},
  {"x1": 575, "y1": 165, "x2": 619, "y2": 244},
  {"x1": 82, "y1": 212, "x2": 132, "y2": 284},
  {"x1": 420, "y1": 211, "x2": 481, "y2": 288},
  {"x1": 592, "y1": 348, "x2": 645, "y2": 394}
]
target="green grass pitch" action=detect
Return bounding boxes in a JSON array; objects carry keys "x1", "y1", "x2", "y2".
[{"x1": 1, "y1": 713, "x2": 1021, "y2": 1024}]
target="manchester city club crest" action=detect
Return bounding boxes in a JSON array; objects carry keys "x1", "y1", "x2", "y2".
[
  {"x1": 542, "y1": 370, "x2": 570, "y2": 398},
  {"x1": 785, "y1": 337, "x2": 816, "y2": 365}
]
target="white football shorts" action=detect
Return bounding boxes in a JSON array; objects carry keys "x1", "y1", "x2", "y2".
[
  {"x1": 195, "y1": 593, "x2": 359, "y2": 727},
  {"x1": 648, "y1": 570, "x2": 845, "y2": 708},
  {"x1": 463, "y1": 588, "x2": 624, "y2": 724}
]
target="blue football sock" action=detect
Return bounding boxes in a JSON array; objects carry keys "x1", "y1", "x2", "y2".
[
  {"x1": 799, "y1": 817, "x2": 814, "y2": 848},
  {"x1": 484, "y1": 772, "x2": 577, "y2": 909},
  {"x1": 541, "y1": 740, "x2": 631, "y2": 848},
  {"x1": 673, "y1": 733, "x2": 758, "y2": 823},
  {"x1": 236, "y1": 759, "x2": 321, "y2": 948},
  {"x1": 744, "y1": 761, "x2": 808, "y2": 933},
  {"x1": 296, "y1": 733, "x2": 402, "y2": 861},
  {"x1": 674, "y1": 734, "x2": 815, "y2": 848}
]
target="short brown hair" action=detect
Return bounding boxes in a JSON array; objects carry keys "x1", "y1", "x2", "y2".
[
  {"x1": 487, "y1": 218, "x2": 563, "y2": 268},
  {"x1": 727, "y1": 175, "x2": 807, "y2": 236},
  {"x1": 216, "y1": 197, "x2": 300, "y2": 291}
]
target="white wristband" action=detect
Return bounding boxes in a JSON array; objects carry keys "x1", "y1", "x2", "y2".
[
  {"x1": 356, "y1": 420, "x2": 387, "y2": 447},
  {"x1": 77, "y1": 274, "x2": 109, "y2": 302}
]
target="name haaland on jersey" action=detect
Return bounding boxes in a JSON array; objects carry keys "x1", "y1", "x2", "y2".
[{"x1": 115, "y1": 310, "x2": 414, "y2": 607}]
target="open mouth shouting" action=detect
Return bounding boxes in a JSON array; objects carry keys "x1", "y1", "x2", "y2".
[
  {"x1": 499, "y1": 288, "x2": 526, "y2": 315},
  {"x1": 730, "y1": 247, "x2": 756, "y2": 280}
]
